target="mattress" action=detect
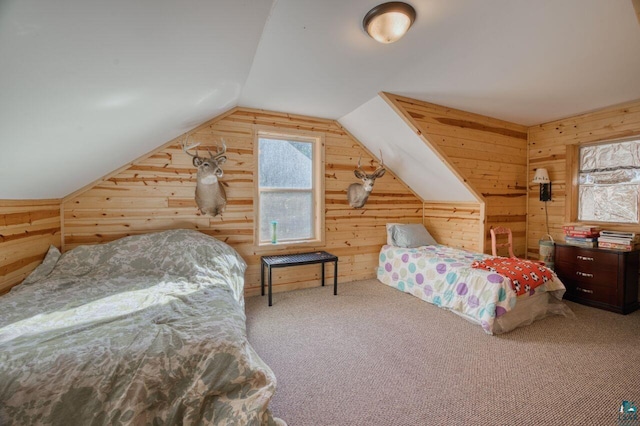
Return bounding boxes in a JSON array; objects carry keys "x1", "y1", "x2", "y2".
[
  {"x1": 0, "y1": 229, "x2": 281, "y2": 425},
  {"x1": 377, "y1": 244, "x2": 570, "y2": 334}
]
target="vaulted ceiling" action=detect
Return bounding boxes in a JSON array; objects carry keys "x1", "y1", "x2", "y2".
[{"x1": 2, "y1": 0, "x2": 640, "y2": 199}]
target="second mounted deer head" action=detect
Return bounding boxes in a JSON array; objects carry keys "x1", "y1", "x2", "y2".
[
  {"x1": 182, "y1": 136, "x2": 228, "y2": 217},
  {"x1": 347, "y1": 152, "x2": 386, "y2": 209}
]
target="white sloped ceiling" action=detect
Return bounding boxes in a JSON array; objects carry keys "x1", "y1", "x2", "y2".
[
  {"x1": 0, "y1": 0, "x2": 274, "y2": 199},
  {"x1": 339, "y1": 95, "x2": 476, "y2": 202}
]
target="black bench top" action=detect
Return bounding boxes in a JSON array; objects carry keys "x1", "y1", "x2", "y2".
[{"x1": 262, "y1": 251, "x2": 338, "y2": 266}]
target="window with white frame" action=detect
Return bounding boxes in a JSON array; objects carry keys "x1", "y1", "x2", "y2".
[
  {"x1": 256, "y1": 132, "x2": 323, "y2": 245},
  {"x1": 578, "y1": 138, "x2": 640, "y2": 223}
]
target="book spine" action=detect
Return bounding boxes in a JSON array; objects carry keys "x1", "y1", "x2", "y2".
[
  {"x1": 600, "y1": 232, "x2": 637, "y2": 239},
  {"x1": 563, "y1": 225, "x2": 600, "y2": 232},
  {"x1": 564, "y1": 231, "x2": 600, "y2": 238},
  {"x1": 598, "y1": 241, "x2": 634, "y2": 250},
  {"x1": 565, "y1": 236, "x2": 598, "y2": 242},
  {"x1": 565, "y1": 241, "x2": 598, "y2": 248},
  {"x1": 598, "y1": 237, "x2": 634, "y2": 244}
]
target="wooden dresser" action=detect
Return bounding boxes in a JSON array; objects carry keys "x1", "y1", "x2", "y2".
[{"x1": 554, "y1": 243, "x2": 639, "y2": 314}]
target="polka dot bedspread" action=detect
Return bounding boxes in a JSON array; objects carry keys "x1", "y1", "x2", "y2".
[{"x1": 376, "y1": 244, "x2": 567, "y2": 334}]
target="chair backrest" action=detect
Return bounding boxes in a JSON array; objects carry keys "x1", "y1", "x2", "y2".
[{"x1": 490, "y1": 226, "x2": 515, "y2": 258}]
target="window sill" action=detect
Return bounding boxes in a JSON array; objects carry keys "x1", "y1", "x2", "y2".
[{"x1": 254, "y1": 239, "x2": 325, "y2": 255}]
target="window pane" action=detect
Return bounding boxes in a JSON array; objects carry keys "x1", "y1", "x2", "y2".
[
  {"x1": 259, "y1": 191, "x2": 313, "y2": 242},
  {"x1": 580, "y1": 140, "x2": 640, "y2": 172},
  {"x1": 578, "y1": 139, "x2": 640, "y2": 224},
  {"x1": 579, "y1": 169, "x2": 640, "y2": 185},
  {"x1": 259, "y1": 138, "x2": 313, "y2": 188},
  {"x1": 578, "y1": 184, "x2": 639, "y2": 223}
]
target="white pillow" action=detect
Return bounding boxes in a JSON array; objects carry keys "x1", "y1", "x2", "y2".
[
  {"x1": 386, "y1": 223, "x2": 402, "y2": 245},
  {"x1": 388, "y1": 223, "x2": 437, "y2": 248}
]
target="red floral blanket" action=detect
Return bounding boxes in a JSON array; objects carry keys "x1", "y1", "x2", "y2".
[{"x1": 471, "y1": 257, "x2": 553, "y2": 296}]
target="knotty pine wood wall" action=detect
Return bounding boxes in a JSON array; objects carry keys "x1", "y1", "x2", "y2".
[
  {"x1": 382, "y1": 93, "x2": 529, "y2": 256},
  {"x1": 423, "y1": 201, "x2": 484, "y2": 253},
  {"x1": 0, "y1": 199, "x2": 61, "y2": 294},
  {"x1": 62, "y1": 108, "x2": 423, "y2": 297},
  {"x1": 527, "y1": 100, "x2": 640, "y2": 259}
]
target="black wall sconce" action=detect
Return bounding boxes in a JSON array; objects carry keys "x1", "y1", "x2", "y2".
[{"x1": 533, "y1": 168, "x2": 552, "y2": 201}]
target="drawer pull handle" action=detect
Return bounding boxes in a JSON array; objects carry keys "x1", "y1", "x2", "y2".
[
  {"x1": 576, "y1": 271, "x2": 594, "y2": 278},
  {"x1": 576, "y1": 255, "x2": 594, "y2": 261},
  {"x1": 576, "y1": 287, "x2": 594, "y2": 294}
]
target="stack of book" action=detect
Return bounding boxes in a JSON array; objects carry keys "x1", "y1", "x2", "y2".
[
  {"x1": 562, "y1": 224, "x2": 600, "y2": 248},
  {"x1": 598, "y1": 230, "x2": 639, "y2": 251}
]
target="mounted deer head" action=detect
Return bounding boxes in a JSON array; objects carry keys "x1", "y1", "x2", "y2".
[
  {"x1": 182, "y1": 136, "x2": 228, "y2": 217},
  {"x1": 347, "y1": 152, "x2": 386, "y2": 208}
]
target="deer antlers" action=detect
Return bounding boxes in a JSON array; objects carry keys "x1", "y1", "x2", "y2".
[
  {"x1": 181, "y1": 136, "x2": 201, "y2": 158},
  {"x1": 356, "y1": 150, "x2": 385, "y2": 173},
  {"x1": 208, "y1": 140, "x2": 227, "y2": 160},
  {"x1": 182, "y1": 135, "x2": 227, "y2": 159},
  {"x1": 376, "y1": 149, "x2": 384, "y2": 172}
]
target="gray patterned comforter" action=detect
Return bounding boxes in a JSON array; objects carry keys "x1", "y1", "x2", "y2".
[{"x1": 0, "y1": 229, "x2": 279, "y2": 425}]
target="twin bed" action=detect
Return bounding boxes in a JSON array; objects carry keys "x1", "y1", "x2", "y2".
[
  {"x1": 0, "y1": 230, "x2": 282, "y2": 425},
  {"x1": 378, "y1": 224, "x2": 572, "y2": 334}
]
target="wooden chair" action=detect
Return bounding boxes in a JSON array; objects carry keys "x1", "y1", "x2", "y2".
[{"x1": 490, "y1": 227, "x2": 515, "y2": 258}]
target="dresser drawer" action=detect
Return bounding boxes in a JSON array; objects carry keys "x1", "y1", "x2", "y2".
[
  {"x1": 555, "y1": 260, "x2": 618, "y2": 289},
  {"x1": 563, "y1": 278, "x2": 617, "y2": 306},
  {"x1": 555, "y1": 246, "x2": 619, "y2": 270}
]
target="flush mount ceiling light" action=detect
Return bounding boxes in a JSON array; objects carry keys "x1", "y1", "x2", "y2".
[{"x1": 363, "y1": 2, "x2": 416, "y2": 44}]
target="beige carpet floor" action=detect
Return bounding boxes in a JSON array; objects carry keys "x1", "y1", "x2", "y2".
[{"x1": 245, "y1": 279, "x2": 640, "y2": 426}]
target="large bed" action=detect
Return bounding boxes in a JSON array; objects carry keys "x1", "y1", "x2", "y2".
[
  {"x1": 0, "y1": 229, "x2": 283, "y2": 425},
  {"x1": 377, "y1": 228, "x2": 573, "y2": 334}
]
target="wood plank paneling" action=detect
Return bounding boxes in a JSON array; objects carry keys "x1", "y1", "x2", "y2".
[
  {"x1": 527, "y1": 100, "x2": 640, "y2": 259},
  {"x1": 383, "y1": 93, "x2": 528, "y2": 255},
  {"x1": 63, "y1": 108, "x2": 423, "y2": 296},
  {"x1": 424, "y1": 201, "x2": 483, "y2": 252},
  {"x1": 0, "y1": 199, "x2": 61, "y2": 294}
]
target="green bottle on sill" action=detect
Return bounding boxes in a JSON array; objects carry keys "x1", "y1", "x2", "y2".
[{"x1": 271, "y1": 221, "x2": 278, "y2": 244}]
